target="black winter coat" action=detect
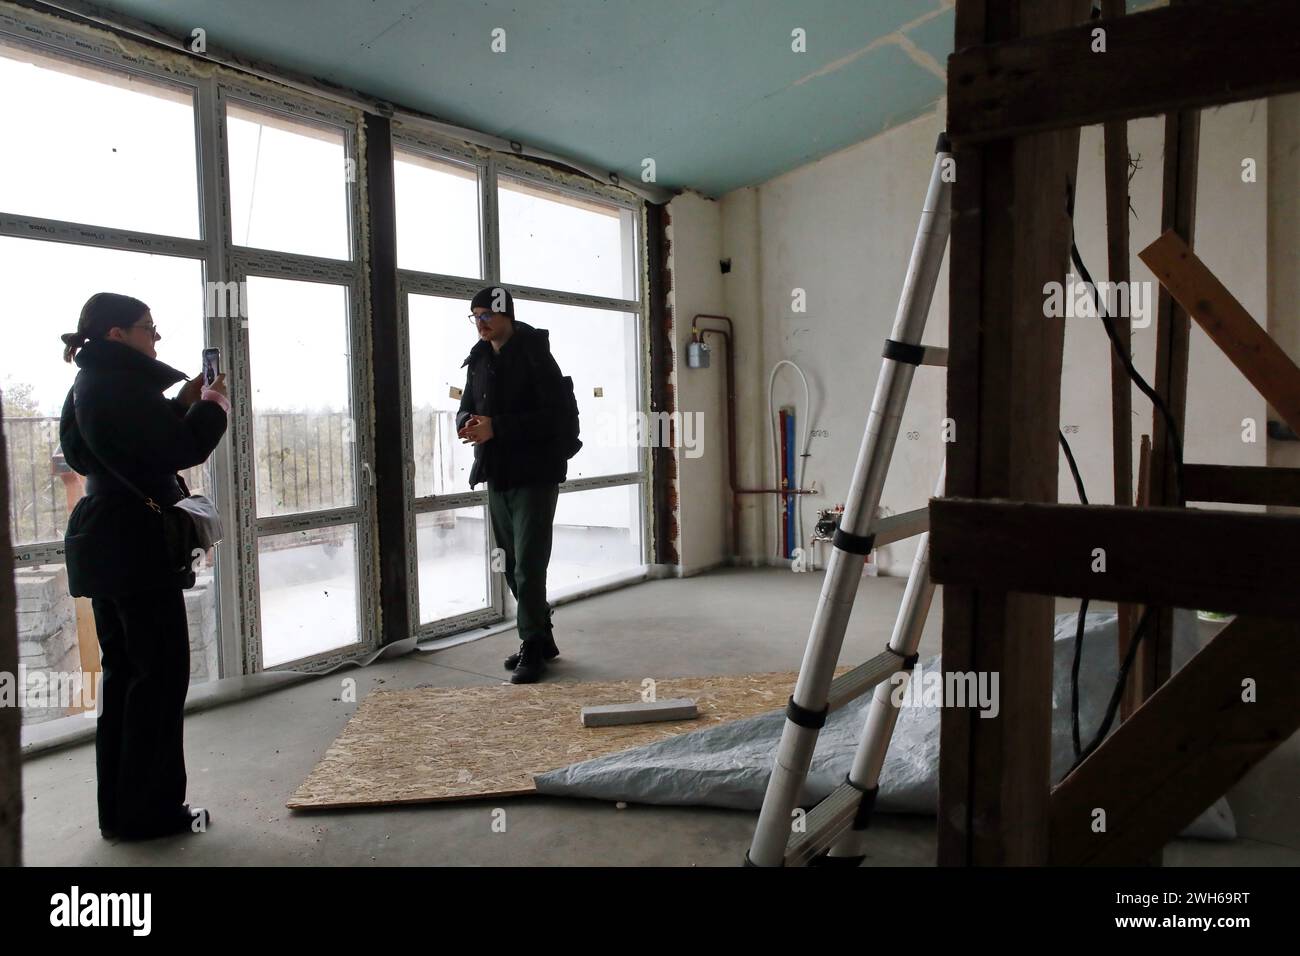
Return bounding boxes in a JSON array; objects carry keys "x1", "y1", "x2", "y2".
[
  {"x1": 455, "y1": 320, "x2": 569, "y2": 490},
  {"x1": 59, "y1": 339, "x2": 228, "y2": 598}
]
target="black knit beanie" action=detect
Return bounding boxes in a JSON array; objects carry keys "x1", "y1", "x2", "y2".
[{"x1": 470, "y1": 286, "x2": 514, "y2": 318}]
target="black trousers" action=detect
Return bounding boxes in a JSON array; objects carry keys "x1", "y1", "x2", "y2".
[{"x1": 91, "y1": 587, "x2": 191, "y2": 837}]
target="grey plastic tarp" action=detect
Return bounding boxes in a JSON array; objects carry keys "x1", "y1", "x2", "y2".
[{"x1": 534, "y1": 610, "x2": 1236, "y2": 840}]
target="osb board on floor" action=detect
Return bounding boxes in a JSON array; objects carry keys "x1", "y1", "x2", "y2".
[{"x1": 287, "y1": 672, "x2": 810, "y2": 810}]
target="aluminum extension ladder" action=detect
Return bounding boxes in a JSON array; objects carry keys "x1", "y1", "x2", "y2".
[{"x1": 747, "y1": 133, "x2": 953, "y2": 867}]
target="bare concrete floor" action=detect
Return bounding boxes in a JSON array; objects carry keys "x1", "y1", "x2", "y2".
[{"x1": 20, "y1": 567, "x2": 1300, "y2": 866}]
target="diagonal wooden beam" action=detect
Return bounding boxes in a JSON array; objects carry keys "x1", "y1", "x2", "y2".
[
  {"x1": 948, "y1": 0, "x2": 1300, "y2": 143},
  {"x1": 1050, "y1": 614, "x2": 1300, "y2": 865},
  {"x1": 1140, "y1": 229, "x2": 1300, "y2": 434}
]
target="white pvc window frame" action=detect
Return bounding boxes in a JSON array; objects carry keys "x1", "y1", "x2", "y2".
[
  {"x1": 0, "y1": 7, "x2": 380, "y2": 677},
  {"x1": 217, "y1": 83, "x2": 378, "y2": 674},
  {"x1": 0, "y1": 3, "x2": 654, "y2": 662},
  {"x1": 392, "y1": 125, "x2": 653, "y2": 640}
]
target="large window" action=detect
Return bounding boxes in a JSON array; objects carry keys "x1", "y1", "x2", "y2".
[
  {"x1": 0, "y1": 34, "x2": 220, "y2": 728},
  {"x1": 226, "y1": 95, "x2": 373, "y2": 670},
  {"x1": 0, "y1": 17, "x2": 376, "y2": 733},
  {"x1": 0, "y1": 8, "x2": 651, "y2": 727},
  {"x1": 243, "y1": 274, "x2": 370, "y2": 667},
  {"x1": 396, "y1": 137, "x2": 650, "y2": 639}
]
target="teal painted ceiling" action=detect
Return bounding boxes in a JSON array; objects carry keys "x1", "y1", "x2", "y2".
[
  {"x1": 77, "y1": 0, "x2": 951, "y2": 197},
  {"x1": 81, "y1": 1, "x2": 1152, "y2": 197}
]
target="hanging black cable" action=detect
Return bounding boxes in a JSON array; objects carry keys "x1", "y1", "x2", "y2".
[
  {"x1": 1058, "y1": 429, "x2": 1090, "y2": 760},
  {"x1": 1070, "y1": 605, "x2": 1155, "y2": 772},
  {"x1": 1066, "y1": 185, "x2": 1185, "y2": 506},
  {"x1": 1062, "y1": 180, "x2": 1189, "y2": 771}
]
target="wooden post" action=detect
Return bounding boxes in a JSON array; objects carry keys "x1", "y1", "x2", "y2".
[
  {"x1": 0, "y1": 414, "x2": 22, "y2": 865},
  {"x1": 939, "y1": 0, "x2": 1090, "y2": 865}
]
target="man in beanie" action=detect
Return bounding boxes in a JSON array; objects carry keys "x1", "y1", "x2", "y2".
[{"x1": 457, "y1": 286, "x2": 578, "y2": 683}]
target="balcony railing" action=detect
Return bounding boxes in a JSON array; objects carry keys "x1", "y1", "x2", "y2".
[
  {"x1": 5, "y1": 409, "x2": 462, "y2": 546},
  {"x1": 3, "y1": 416, "x2": 206, "y2": 547}
]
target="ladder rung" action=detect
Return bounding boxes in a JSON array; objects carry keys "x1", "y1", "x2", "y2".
[
  {"x1": 785, "y1": 781, "x2": 863, "y2": 866},
  {"x1": 871, "y1": 506, "x2": 929, "y2": 546},
  {"x1": 826, "y1": 648, "x2": 901, "y2": 712},
  {"x1": 921, "y1": 346, "x2": 948, "y2": 367}
]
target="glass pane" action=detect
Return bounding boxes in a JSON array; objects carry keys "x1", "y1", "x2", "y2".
[
  {"x1": 511, "y1": 301, "x2": 640, "y2": 481},
  {"x1": 408, "y1": 293, "x2": 479, "y2": 497},
  {"x1": 0, "y1": 237, "x2": 206, "y2": 546},
  {"x1": 498, "y1": 177, "x2": 637, "y2": 298},
  {"x1": 549, "y1": 484, "x2": 644, "y2": 595},
  {"x1": 245, "y1": 276, "x2": 354, "y2": 517},
  {"x1": 416, "y1": 507, "x2": 490, "y2": 624},
  {"x1": 227, "y1": 103, "x2": 350, "y2": 259},
  {"x1": 0, "y1": 40, "x2": 199, "y2": 238},
  {"x1": 395, "y1": 150, "x2": 481, "y2": 277},
  {"x1": 258, "y1": 525, "x2": 359, "y2": 667},
  {"x1": 13, "y1": 557, "x2": 221, "y2": 727}
]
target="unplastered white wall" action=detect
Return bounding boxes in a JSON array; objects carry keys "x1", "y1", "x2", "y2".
[
  {"x1": 686, "y1": 97, "x2": 1282, "y2": 574},
  {"x1": 1066, "y1": 100, "x2": 1270, "y2": 509},
  {"x1": 733, "y1": 111, "x2": 951, "y2": 572},
  {"x1": 665, "y1": 94, "x2": 1289, "y2": 574}
]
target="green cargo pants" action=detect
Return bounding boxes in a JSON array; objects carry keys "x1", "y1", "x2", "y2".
[{"x1": 488, "y1": 483, "x2": 559, "y2": 643}]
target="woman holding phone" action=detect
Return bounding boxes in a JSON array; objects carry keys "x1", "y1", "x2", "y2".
[{"x1": 58, "y1": 292, "x2": 230, "y2": 840}]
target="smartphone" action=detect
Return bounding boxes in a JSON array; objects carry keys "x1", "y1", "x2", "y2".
[{"x1": 202, "y1": 347, "x2": 221, "y2": 387}]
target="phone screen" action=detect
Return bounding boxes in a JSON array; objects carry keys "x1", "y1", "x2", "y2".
[{"x1": 202, "y1": 348, "x2": 221, "y2": 387}]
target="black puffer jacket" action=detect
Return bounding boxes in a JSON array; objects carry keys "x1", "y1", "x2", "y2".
[
  {"x1": 455, "y1": 320, "x2": 569, "y2": 490},
  {"x1": 59, "y1": 339, "x2": 228, "y2": 598}
]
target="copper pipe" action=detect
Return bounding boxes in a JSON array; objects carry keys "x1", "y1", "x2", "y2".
[{"x1": 693, "y1": 314, "x2": 813, "y2": 558}]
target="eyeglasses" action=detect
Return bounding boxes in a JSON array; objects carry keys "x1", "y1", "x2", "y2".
[
  {"x1": 468, "y1": 312, "x2": 495, "y2": 324},
  {"x1": 131, "y1": 323, "x2": 160, "y2": 338}
]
